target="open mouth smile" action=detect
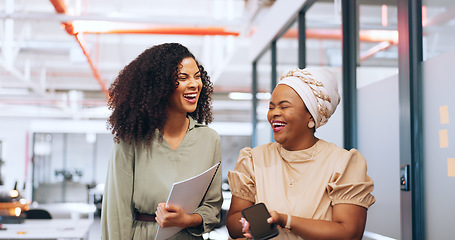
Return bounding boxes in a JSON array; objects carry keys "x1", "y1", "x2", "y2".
[
  {"x1": 271, "y1": 120, "x2": 287, "y2": 132},
  {"x1": 183, "y1": 93, "x2": 198, "y2": 103}
]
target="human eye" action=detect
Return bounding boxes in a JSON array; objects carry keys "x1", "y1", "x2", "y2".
[
  {"x1": 178, "y1": 74, "x2": 188, "y2": 80},
  {"x1": 280, "y1": 104, "x2": 290, "y2": 109}
]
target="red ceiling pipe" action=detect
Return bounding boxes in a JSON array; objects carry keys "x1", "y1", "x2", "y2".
[
  {"x1": 49, "y1": 0, "x2": 67, "y2": 14},
  {"x1": 49, "y1": 0, "x2": 108, "y2": 96},
  {"x1": 75, "y1": 33, "x2": 108, "y2": 94},
  {"x1": 83, "y1": 27, "x2": 239, "y2": 36},
  {"x1": 359, "y1": 41, "x2": 393, "y2": 62}
]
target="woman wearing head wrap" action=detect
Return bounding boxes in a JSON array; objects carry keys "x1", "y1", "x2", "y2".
[{"x1": 226, "y1": 67, "x2": 375, "y2": 239}]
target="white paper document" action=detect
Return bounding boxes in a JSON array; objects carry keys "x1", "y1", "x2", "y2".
[{"x1": 155, "y1": 161, "x2": 221, "y2": 240}]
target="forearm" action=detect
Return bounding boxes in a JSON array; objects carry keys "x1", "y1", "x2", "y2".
[
  {"x1": 226, "y1": 211, "x2": 244, "y2": 239},
  {"x1": 183, "y1": 213, "x2": 203, "y2": 228},
  {"x1": 289, "y1": 216, "x2": 365, "y2": 240}
]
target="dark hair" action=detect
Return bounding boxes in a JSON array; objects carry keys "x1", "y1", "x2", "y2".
[{"x1": 107, "y1": 43, "x2": 213, "y2": 144}]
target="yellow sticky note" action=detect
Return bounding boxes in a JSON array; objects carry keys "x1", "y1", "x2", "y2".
[
  {"x1": 439, "y1": 129, "x2": 449, "y2": 148},
  {"x1": 440, "y1": 105, "x2": 449, "y2": 124},
  {"x1": 448, "y1": 158, "x2": 455, "y2": 177}
]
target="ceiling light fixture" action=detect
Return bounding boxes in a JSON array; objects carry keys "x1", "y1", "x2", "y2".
[
  {"x1": 0, "y1": 88, "x2": 29, "y2": 95},
  {"x1": 228, "y1": 92, "x2": 271, "y2": 100}
]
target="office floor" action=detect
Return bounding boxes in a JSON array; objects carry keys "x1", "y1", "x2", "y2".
[{"x1": 87, "y1": 217, "x2": 230, "y2": 240}]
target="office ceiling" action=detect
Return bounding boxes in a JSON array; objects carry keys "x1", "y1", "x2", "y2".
[
  {"x1": 0, "y1": 0, "x2": 453, "y2": 122},
  {"x1": 1, "y1": 0, "x2": 265, "y2": 121}
]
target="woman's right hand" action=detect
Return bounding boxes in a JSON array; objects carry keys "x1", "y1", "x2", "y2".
[{"x1": 240, "y1": 217, "x2": 253, "y2": 239}]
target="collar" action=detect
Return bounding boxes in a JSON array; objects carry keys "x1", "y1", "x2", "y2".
[
  {"x1": 278, "y1": 139, "x2": 326, "y2": 163},
  {"x1": 188, "y1": 116, "x2": 196, "y2": 131}
]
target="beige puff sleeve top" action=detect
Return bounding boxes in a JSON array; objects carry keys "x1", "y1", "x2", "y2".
[{"x1": 228, "y1": 140, "x2": 375, "y2": 221}]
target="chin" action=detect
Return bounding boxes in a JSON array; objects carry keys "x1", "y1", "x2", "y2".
[
  {"x1": 273, "y1": 136, "x2": 284, "y2": 145},
  {"x1": 185, "y1": 107, "x2": 197, "y2": 113}
]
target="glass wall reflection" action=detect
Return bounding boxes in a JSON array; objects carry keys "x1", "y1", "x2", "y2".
[{"x1": 357, "y1": 1, "x2": 400, "y2": 238}]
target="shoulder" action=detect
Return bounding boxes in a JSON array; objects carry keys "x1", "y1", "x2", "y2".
[
  {"x1": 193, "y1": 123, "x2": 221, "y2": 140},
  {"x1": 319, "y1": 140, "x2": 358, "y2": 158},
  {"x1": 113, "y1": 138, "x2": 135, "y2": 151},
  {"x1": 320, "y1": 141, "x2": 368, "y2": 172},
  {"x1": 317, "y1": 140, "x2": 366, "y2": 165},
  {"x1": 246, "y1": 142, "x2": 280, "y2": 161},
  {"x1": 252, "y1": 142, "x2": 279, "y2": 152}
]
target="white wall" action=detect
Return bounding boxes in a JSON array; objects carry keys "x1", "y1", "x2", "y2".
[{"x1": 0, "y1": 118, "x2": 32, "y2": 194}]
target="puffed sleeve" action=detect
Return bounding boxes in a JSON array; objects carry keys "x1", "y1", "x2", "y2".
[
  {"x1": 327, "y1": 149, "x2": 375, "y2": 209},
  {"x1": 188, "y1": 133, "x2": 224, "y2": 236},
  {"x1": 227, "y1": 147, "x2": 256, "y2": 202},
  {"x1": 101, "y1": 140, "x2": 135, "y2": 240}
]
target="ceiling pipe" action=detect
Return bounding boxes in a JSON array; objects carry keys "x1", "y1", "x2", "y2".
[
  {"x1": 74, "y1": 33, "x2": 108, "y2": 94},
  {"x1": 50, "y1": 0, "x2": 108, "y2": 96},
  {"x1": 0, "y1": 98, "x2": 107, "y2": 106},
  {"x1": 49, "y1": 0, "x2": 67, "y2": 14},
  {"x1": 0, "y1": 59, "x2": 44, "y2": 95},
  {"x1": 423, "y1": 4, "x2": 455, "y2": 27},
  {"x1": 282, "y1": 28, "x2": 398, "y2": 44},
  {"x1": 359, "y1": 41, "x2": 393, "y2": 62},
  {"x1": 81, "y1": 27, "x2": 239, "y2": 36},
  {"x1": 49, "y1": 0, "x2": 241, "y2": 97},
  {"x1": 50, "y1": 0, "x2": 105, "y2": 83}
]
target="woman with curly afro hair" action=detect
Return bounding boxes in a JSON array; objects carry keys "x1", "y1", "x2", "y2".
[{"x1": 101, "y1": 43, "x2": 223, "y2": 240}]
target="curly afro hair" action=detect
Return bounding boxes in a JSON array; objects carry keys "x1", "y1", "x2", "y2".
[{"x1": 107, "y1": 43, "x2": 214, "y2": 145}]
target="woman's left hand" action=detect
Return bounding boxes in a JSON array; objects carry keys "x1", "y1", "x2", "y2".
[
  {"x1": 268, "y1": 210, "x2": 285, "y2": 228},
  {"x1": 155, "y1": 202, "x2": 190, "y2": 228}
]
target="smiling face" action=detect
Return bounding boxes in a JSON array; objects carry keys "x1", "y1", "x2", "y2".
[
  {"x1": 168, "y1": 57, "x2": 203, "y2": 114},
  {"x1": 267, "y1": 84, "x2": 314, "y2": 150}
]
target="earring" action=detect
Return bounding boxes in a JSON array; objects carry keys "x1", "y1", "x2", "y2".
[{"x1": 308, "y1": 120, "x2": 315, "y2": 128}]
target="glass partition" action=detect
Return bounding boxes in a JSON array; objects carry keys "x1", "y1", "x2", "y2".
[
  {"x1": 357, "y1": 1, "x2": 400, "y2": 239},
  {"x1": 0, "y1": 140, "x2": 3, "y2": 186},
  {"x1": 277, "y1": 21, "x2": 298, "y2": 76},
  {"x1": 422, "y1": 1, "x2": 455, "y2": 60},
  {"x1": 32, "y1": 132, "x2": 113, "y2": 203},
  {"x1": 305, "y1": 1, "x2": 343, "y2": 147},
  {"x1": 422, "y1": 1, "x2": 455, "y2": 238},
  {"x1": 422, "y1": 47, "x2": 455, "y2": 240},
  {"x1": 255, "y1": 49, "x2": 273, "y2": 146}
]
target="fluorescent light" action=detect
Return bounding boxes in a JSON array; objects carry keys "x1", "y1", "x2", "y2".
[
  {"x1": 228, "y1": 92, "x2": 271, "y2": 100},
  {"x1": 0, "y1": 88, "x2": 29, "y2": 95}
]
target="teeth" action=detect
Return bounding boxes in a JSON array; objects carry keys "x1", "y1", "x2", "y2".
[
  {"x1": 184, "y1": 93, "x2": 197, "y2": 98},
  {"x1": 273, "y1": 122, "x2": 286, "y2": 127}
]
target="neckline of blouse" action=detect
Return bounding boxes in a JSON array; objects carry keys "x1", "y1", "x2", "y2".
[{"x1": 278, "y1": 139, "x2": 327, "y2": 163}]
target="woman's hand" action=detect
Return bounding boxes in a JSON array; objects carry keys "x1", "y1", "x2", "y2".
[
  {"x1": 268, "y1": 210, "x2": 286, "y2": 228},
  {"x1": 239, "y1": 217, "x2": 253, "y2": 239},
  {"x1": 155, "y1": 202, "x2": 202, "y2": 228},
  {"x1": 226, "y1": 196, "x2": 254, "y2": 239}
]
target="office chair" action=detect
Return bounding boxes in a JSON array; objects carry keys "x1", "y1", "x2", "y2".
[{"x1": 25, "y1": 209, "x2": 52, "y2": 219}]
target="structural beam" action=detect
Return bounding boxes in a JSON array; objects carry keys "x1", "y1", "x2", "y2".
[
  {"x1": 341, "y1": 0, "x2": 359, "y2": 150},
  {"x1": 398, "y1": 0, "x2": 424, "y2": 239}
]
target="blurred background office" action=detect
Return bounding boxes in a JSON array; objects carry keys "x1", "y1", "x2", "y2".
[{"x1": 0, "y1": 0, "x2": 454, "y2": 239}]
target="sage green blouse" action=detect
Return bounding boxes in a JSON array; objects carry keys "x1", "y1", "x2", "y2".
[{"x1": 101, "y1": 117, "x2": 223, "y2": 239}]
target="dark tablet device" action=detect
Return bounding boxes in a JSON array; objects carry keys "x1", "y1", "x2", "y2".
[{"x1": 241, "y1": 203, "x2": 279, "y2": 240}]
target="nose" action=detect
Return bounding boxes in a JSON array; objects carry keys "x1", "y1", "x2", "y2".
[
  {"x1": 188, "y1": 77, "x2": 198, "y2": 88},
  {"x1": 268, "y1": 107, "x2": 280, "y2": 117}
]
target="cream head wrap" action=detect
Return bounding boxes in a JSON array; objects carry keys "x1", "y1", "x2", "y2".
[{"x1": 277, "y1": 67, "x2": 340, "y2": 129}]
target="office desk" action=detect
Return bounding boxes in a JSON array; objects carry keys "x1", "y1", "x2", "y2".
[{"x1": 0, "y1": 219, "x2": 93, "y2": 239}]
